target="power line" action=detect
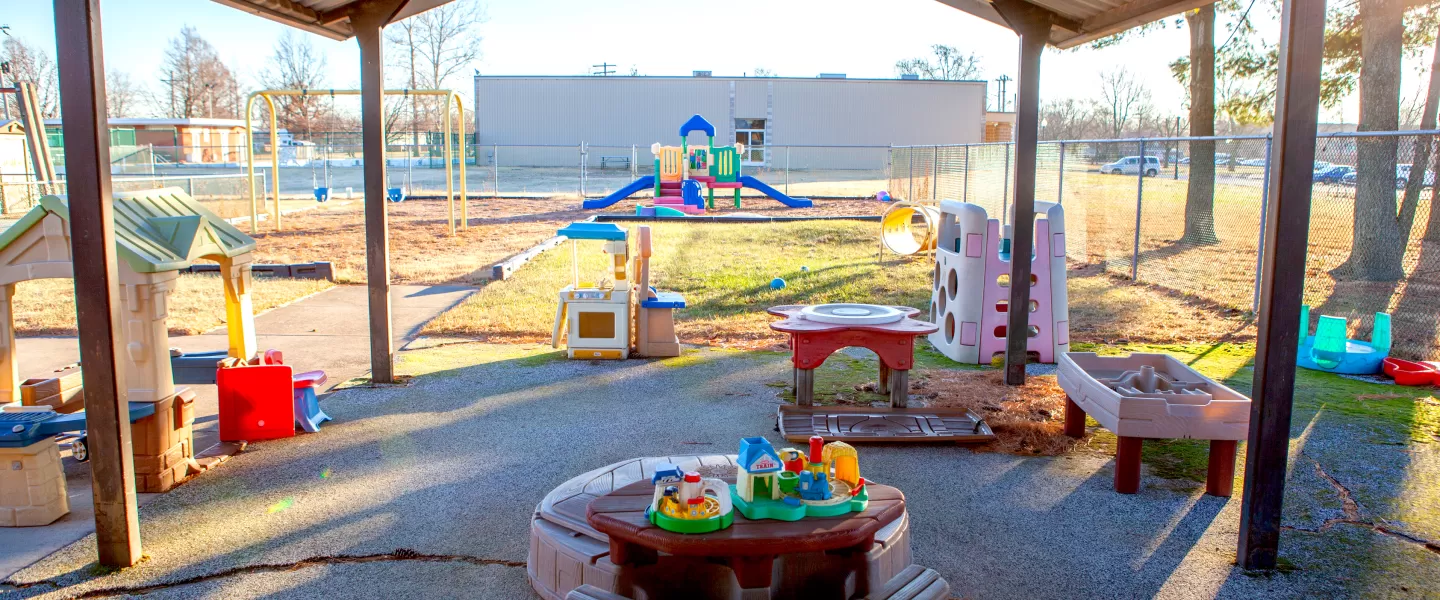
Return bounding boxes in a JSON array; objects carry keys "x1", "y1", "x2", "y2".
[{"x1": 1218, "y1": 0, "x2": 1260, "y2": 53}]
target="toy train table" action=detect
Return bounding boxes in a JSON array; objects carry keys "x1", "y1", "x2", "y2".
[
  {"x1": 529, "y1": 455, "x2": 915, "y2": 600},
  {"x1": 768, "y1": 304, "x2": 995, "y2": 444}
]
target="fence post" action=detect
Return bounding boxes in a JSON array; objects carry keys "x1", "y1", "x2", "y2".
[
  {"x1": 1056, "y1": 141, "x2": 1066, "y2": 204},
  {"x1": 1002, "y1": 144, "x2": 1011, "y2": 225},
  {"x1": 493, "y1": 144, "x2": 499, "y2": 196},
  {"x1": 932, "y1": 145, "x2": 939, "y2": 200},
  {"x1": 631, "y1": 144, "x2": 637, "y2": 180},
  {"x1": 785, "y1": 147, "x2": 791, "y2": 194},
  {"x1": 963, "y1": 145, "x2": 970, "y2": 203},
  {"x1": 1252, "y1": 135, "x2": 1274, "y2": 312},
  {"x1": 907, "y1": 148, "x2": 914, "y2": 201},
  {"x1": 187, "y1": 176, "x2": 194, "y2": 197},
  {"x1": 579, "y1": 142, "x2": 586, "y2": 197},
  {"x1": 1131, "y1": 139, "x2": 1146, "y2": 280}
]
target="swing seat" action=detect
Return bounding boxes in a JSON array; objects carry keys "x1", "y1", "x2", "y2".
[
  {"x1": 387, "y1": 188, "x2": 406, "y2": 202},
  {"x1": 314, "y1": 187, "x2": 330, "y2": 202}
]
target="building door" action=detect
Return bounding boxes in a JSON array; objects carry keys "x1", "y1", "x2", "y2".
[{"x1": 734, "y1": 118, "x2": 766, "y2": 167}]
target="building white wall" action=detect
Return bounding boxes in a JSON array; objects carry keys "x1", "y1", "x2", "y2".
[{"x1": 474, "y1": 76, "x2": 985, "y2": 169}]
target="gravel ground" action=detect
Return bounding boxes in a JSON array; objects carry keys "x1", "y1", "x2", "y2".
[{"x1": 3, "y1": 344, "x2": 1436, "y2": 599}]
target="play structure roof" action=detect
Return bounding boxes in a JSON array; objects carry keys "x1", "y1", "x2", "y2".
[
  {"x1": 0, "y1": 187, "x2": 256, "y2": 274},
  {"x1": 933, "y1": 0, "x2": 1216, "y2": 49},
  {"x1": 209, "y1": 0, "x2": 461, "y2": 41},
  {"x1": 557, "y1": 222, "x2": 627, "y2": 241},
  {"x1": 679, "y1": 114, "x2": 715, "y2": 137}
]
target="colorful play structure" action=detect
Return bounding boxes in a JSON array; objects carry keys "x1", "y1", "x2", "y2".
[
  {"x1": 0, "y1": 188, "x2": 325, "y2": 526},
  {"x1": 927, "y1": 199, "x2": 1070, "y2": 365},
  {"x1": 1296, "y1": 305, "x2": 1391, "y2": 375},
  {"x1": 551, "y1": 222, "x2": 685, "y2": 359},
  {"x1": 1058, "y1": 352, "x2": 1251, "y2": 495},
  {"x1": 581, "y1": 115, "x2": 813, "y2": 215},
  {"x1": 730, "y1": 435, "x2": 867, "y2": 521}
]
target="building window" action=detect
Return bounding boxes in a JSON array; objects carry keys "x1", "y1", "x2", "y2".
[{"x1": 734, "y1": 118, "x2": 766, "y2": 166}]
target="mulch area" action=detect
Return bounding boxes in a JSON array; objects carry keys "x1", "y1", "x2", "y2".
[{"x1": 918, "y1": 369, "x2": 1082, "y2": 456}]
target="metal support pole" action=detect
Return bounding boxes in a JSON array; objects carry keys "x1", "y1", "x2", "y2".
[
  {"x1": 631, "y1": 144, "x2": 637, "y2": 180},
  {"x1": 785, "y1": 147, "x2": 791, "y2": 194},
  {"x1": 1056, "y1": 141, "x2": 1066, "y2": 204},
  {"x1": 963, "y1": 145, "x2": 970, "y2": 202},
  {"x1": 1002, "y1": 144, "x2": 1011, "y2": 225},
  {"x1": 354, "y1": 5, "x2": 396, "y2": 384},
  {"x1": 1252, "y1": 136, "x2": 1274, "y2": 312},
  {"x1": 908, "y1": 148, "x2": 914, "y2": 200},
  {"x1": 1132, "y1": 139, "x2": 1146, "y2": 280},
  {"x1": 1240, "y1": 0, "x2": 1326, "y2": 570},
  {"x1": 54, "y1": 0, "x2": 141, "y2": 567},
  {"x1": 493, "y1": 144, "x2": 499, "y2": 195},
  {"x1": 932, "y1": 145, "x2": 939, "y2": 200},
  {"x1": 996, "y1": 3, "x2": 1049, "y2": 386}
]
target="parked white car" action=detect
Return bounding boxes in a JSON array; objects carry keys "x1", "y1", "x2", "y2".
[
  {"x1": 1100, "y1": 156, "x2": 1162, "y2": 176},
  {"x1": 1397, "y1": 164, "x2": 1436, "y2": 189}
]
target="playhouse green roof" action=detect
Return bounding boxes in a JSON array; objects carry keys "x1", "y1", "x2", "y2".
[{"x1": 0, "y1": 187, "x2": 256, "y2": 273}]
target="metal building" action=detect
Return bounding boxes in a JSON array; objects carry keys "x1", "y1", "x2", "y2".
[{"x1": 473, "y1": 74, "x2": 987, "y2": 170}]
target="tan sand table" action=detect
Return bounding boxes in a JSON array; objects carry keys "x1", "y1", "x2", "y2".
[{"x1": 1056, "y1": 352, "x2": 1251, "y2": 495}]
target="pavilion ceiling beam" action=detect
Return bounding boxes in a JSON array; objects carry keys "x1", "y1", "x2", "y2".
[
  {"x1": 209, "y1": 0, "x2": 350, "y2": 40},
  {"x1": 1055, "y1": 0, "x2": 1218, "y2": 48}
]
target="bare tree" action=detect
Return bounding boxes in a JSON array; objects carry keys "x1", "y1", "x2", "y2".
[
  {"x1": 752, "y1": 67, "x2": 775, "y2": 77},
  {"x1": 1, "y1": 36, "x2": 59, "y2": 118},
  {"x1": 1039, "y1": 98, "x2": 1096, "y2": 140},
  {"x1": 105, "y1": 70, "x2": 140, "y2": 118},
  {"x1": 258, "y1": 31, "x2": 330, "y2": 137},
  {"x1": 1095, "y1": 68, "x2": 1150, "y2": 138},
  {"x1": 386, "y1": 0, "x2": 486, "y2": 134},
  {"x1": 159, "y1": 26, "x2": 241, "y2": 119},
  {"x1": 895, "y1": 44, "x2": 984, "y2": 80}
]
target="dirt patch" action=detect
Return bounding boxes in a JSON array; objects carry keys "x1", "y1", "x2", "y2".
[{"x1": 919, "y1": 369, "x2": 1080, "y2": 456}]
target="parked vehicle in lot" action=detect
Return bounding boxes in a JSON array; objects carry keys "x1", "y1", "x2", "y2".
[
  {"x1": 1313, "y1": 165, "x2": 1354, "y2": 184},
  {"x1": 1239, "y1": 158, "x2": 1267, "y2": 167},
  {"x1": 1340, "y1": 171, "x2": 1357, "y2": 186},
  {"x1": 1397, "y1": 164, "x2": 1435, "y2": 188},
  {"x1": 1314, "y1": 161, "x2": 1332, "y2": 172},
  {"x1": 1101, "y1": 156, "x2": 1161, "y2": 176}
]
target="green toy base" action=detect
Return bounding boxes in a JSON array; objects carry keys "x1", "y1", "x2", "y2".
[
  {"x1": 647, "y1": 507, "x2": 734, "y2": 533},
  {"x1": 729, "y1": 484, "x2": 869, "y2": 522}
]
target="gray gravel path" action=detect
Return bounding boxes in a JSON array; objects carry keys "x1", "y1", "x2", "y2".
[{"x1": 3, "y1": 344, "x2": 1436, "y2": 599}]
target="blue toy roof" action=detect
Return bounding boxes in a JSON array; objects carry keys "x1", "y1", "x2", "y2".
[
  {"x1": 557, "y1": 221, "x2": 627, "y2": 240},
  {"x1": 679, "y1": 114, "x2": 715, "y2": 137},
  {"x1": 738, "y1": 437, "x2": 783, "y2": 473}
]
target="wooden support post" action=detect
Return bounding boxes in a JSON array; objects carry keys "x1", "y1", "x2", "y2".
[
  {"x1": 53, "y1": 0, "x2": 142, "y2": 567},
  {"x1": 1239, "y1": 0, "x2": 1327, "y2": 570},
  {"x1": 992, "y1": 1, "x2": 1051, "y2": 386},
  {"x1": 889, "y1": 369, "x2": 909, "y2": 408},
  {"x1": 796, "y1": 368, "x2": 815, "y2": 407},
  {"x1": 1114, "y1": 436, "x2": 1143, "y2": 494},
  {"x1": 353, "y1": 5, "x2": 397, "y2": 384}
]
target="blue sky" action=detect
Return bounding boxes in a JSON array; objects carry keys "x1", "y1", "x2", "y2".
[{"x1": 2, "y1": 0, "x2": 1376, "y2": 121}]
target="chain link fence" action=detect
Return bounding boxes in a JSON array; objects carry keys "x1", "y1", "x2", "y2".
[{"x1": 893, "y1": 131, "x2": 1440, "y2": 360}]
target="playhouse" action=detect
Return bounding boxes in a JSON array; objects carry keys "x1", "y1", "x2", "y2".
[
  {"x1": 928, "y1": 199, "x2": 1070, "y2": 364},
  {"x1": 582, "y1": 115, "x2": 813, "y2": 215},
  {"x1": 551, "y1": 222, "x2": 685, "y2": 359}
]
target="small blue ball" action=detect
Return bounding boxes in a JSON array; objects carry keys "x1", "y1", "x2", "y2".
[
  {"x1": 800, "y1": 266, "x2": 810, "y2": 273},
  {"x1": 770, "y1": 278, "x2": 787, "y2": 290}
]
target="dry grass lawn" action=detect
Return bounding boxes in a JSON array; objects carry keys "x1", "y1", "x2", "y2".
[
  {"x1": 423, "y1": 220, "x2": 1253, "y2": 349},
  {"x1": 13, "y1": 274, "x2": 333, "y2": 337}
]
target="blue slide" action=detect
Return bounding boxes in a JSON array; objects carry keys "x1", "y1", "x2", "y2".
[
  {"x1": 738, "y1": 175, "x2": 813, "y2": 208},
  {"x1": 583, "y1": 175, "x2": 655, "y2": 210}
]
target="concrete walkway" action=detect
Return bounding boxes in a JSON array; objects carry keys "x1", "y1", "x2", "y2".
[
  {"x1": 0, "y1": 284, "x2": 475, "y2": 582},
  {"x1": 2, "y1": 342, "x2": 1435, "y2": 599}
]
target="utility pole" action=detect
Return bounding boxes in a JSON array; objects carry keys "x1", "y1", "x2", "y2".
[
  {"x1": 592, "y1": 62, "x2": 615, "y2": 76},
  {"x1": 996, "y1": 74, "x2": 1011, "y2": 112}
]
